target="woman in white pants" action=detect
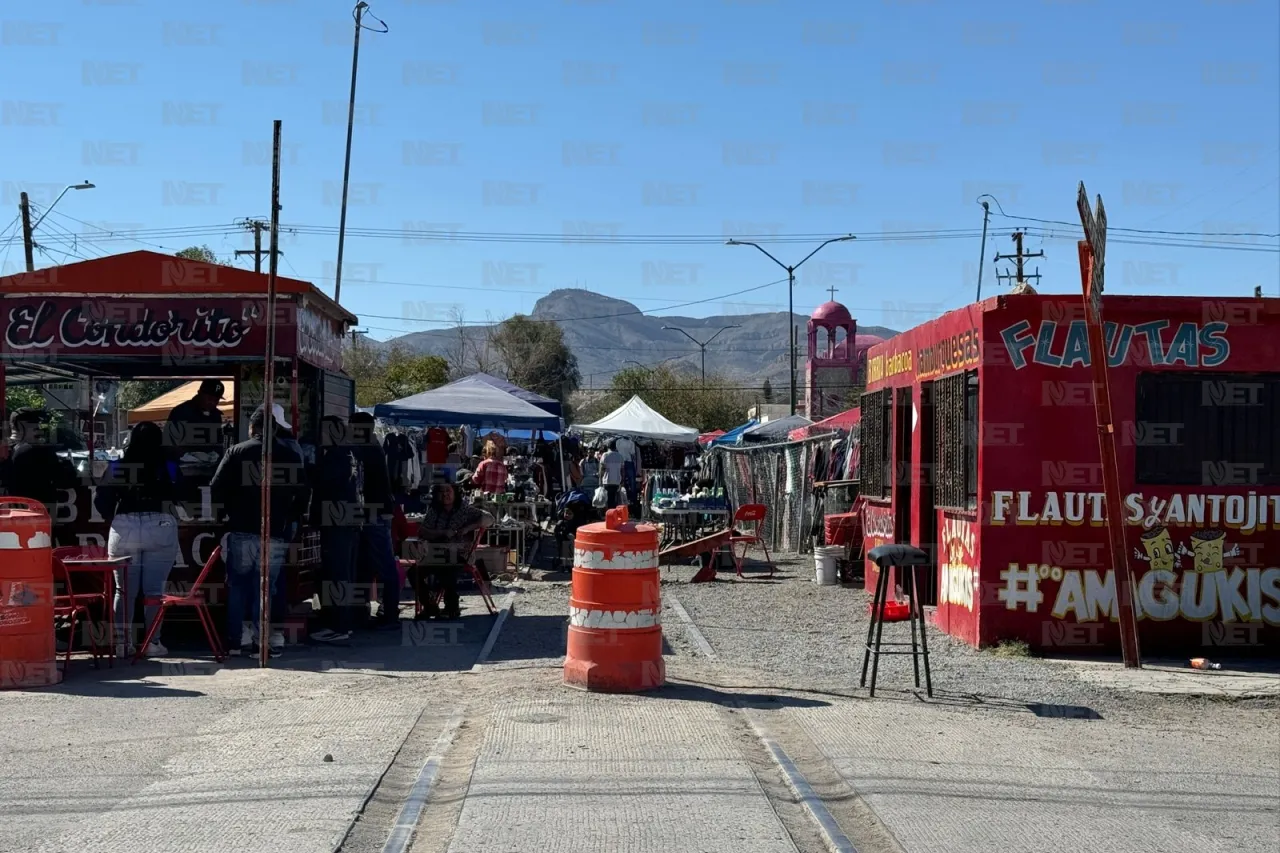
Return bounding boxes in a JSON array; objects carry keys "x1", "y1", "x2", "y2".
[{"x1": 94, "y1": 421, "x2": 182, "y2": 657}]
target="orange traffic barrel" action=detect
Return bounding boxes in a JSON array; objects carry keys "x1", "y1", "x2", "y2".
[
  {"x1": 564, "y1": 505, "x2": 665, "y2": 693},
  {"x1": 0, "y1": 498, "x2": 60, "y2": 689}
]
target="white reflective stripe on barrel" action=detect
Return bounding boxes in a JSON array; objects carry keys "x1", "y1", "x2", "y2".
[
  {"x1": 573, "y1": 548, "x2": 658, "y2": 571},
  {"x1": 568, "y1": 606, "x2": 661, "y2": 630}
]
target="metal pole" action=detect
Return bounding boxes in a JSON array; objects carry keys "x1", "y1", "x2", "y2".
[
  {"x1": 333, "y1": 1, "x2": 367, "y2": 306},
  {"x1": 19, "y1": 192, "x2": 34, "y2": 273},
  {"x1": 259, "y1": 119, "x2": 283, "y2": 668},
  {"x1": 700, "y1": 345, "x2": 706, "y2": 386},
  {"x1": 975, "y1": 201, "x2": 990, "y2": 302},
  {"x1": 788, "y1": 268, "x2": 796, "y2": 416}
]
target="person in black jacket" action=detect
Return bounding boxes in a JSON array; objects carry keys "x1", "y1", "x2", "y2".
[
  {"x1": 209, "y1": 405, "x2": 310, "y2": 657},
  {"x1": 164, "y1": 379, "x2": 226, "y2": 459},
  {"x1": 6, "y1": 408, "x2": 79, "y2": 517},
  {"x1": 308, "y1": 416, "x2": 361, "y2": 643},
  {"x1": 348, "y1": 411, "x2": 401, "y2": 629},
  {"x1": 94, "y1": 421, "x2": 181, "y2": 657}
]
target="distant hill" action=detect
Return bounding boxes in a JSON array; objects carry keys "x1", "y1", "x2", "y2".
[{"x1": 382, "y1": 289, "x2": 898, "y2": 387}]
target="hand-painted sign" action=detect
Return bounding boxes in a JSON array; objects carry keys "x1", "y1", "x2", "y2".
[
  {"x1": 866, "y1": 349, "x2": 913, "y2": 384},
  {"x1": 916, "y1": 327, "x2": 980, "y2": 381},
  {"x1": 296, "y1": 303, "x2": 344, "y2": 372},
  {"x1": 2, "y1": 298, "x2": 263, "y2": 355},
  {"x1": 991, "y1": 490, "x2": 1280, "y2": 535},
  {"x1": 999, "y1": 319, "x2": 1230, "y2": 370},
  {"x1": 939, "y1": 515, "x2": 977, "y2": 611}
]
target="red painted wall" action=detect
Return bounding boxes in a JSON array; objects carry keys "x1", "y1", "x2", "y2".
[{"x1": 864, "y1": 294, "x2": 1280, "y2": 654}]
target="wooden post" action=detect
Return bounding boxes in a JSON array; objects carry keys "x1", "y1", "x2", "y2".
[{"x1": 1076, "y1": 182, "x2": 1141, "y2": 669}]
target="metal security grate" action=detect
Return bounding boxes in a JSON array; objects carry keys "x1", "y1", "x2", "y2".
[
  {"x1": 934, "y1": 372, "x2": 971, "y2": 510},
  {"x1": 859, "y1": 389, "x2": 891, "y2": 499}
]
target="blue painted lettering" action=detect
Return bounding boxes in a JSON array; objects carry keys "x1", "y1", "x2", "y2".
[
  {"x1": 1200, "y1": 322, "x2": 1230, "y2": 367},
  {"x1": 1000, "y1": 320, "x2": 1035, "y2": 370},
  {"x1": 1134, "y1": 320, "x2": 1170, "y2": 366},
  {"x1": 1034, "y1": 321, "x2": 1063, "y2": 367},
  {"x1": 1165, "y1": 322, "x2": 1199, "y2": 366},
  {"x1": 1105, "y1": 322, "x2": 1134, "y2": 367},
  {"x1": 1061, "y1": 320, "x2": 1090, "y2": 367},
  {"x1": 1000, "y1": 319, "x2": 1231, "y2": 370}
]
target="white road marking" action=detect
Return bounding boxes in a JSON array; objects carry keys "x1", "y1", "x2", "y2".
[
  {"x1": 665, "y1": 593, "x2": 718, "y2": 661},
  {"x1": 380, "y1": 709, "x2": 466, "y2": 853},
  {"x1": 471, "y1": 591, "x2": 517, "y2": 671}
]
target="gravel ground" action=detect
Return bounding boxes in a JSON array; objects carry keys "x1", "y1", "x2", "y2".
[{"x1": 657, "y1": 555, "x2": 1280, "y2": 720}]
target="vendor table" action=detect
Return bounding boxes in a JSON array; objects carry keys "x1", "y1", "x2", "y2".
[
  {"x1": 649, "y1": 506, "x2": 730, "y2": 550},
  {"x1": 477, "y1": 499, "x2": 549, "y2": 567},
  {"x1": 62, "y1": 556, "x2": 130, "y2": 666}
]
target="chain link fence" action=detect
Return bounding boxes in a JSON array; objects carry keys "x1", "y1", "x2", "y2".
[{"x1": 704, "y1": 429, "x2": 857, "y2": 555}]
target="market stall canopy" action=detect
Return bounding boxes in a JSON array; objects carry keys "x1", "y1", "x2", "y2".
[
  {"x1": 373, "y1": 374, "x2": 562, "y2": 431},
  {"x1": 466, "y1": 372, "x2": 562, "y2": 417},
  {"x1": 742, "y1": 415, "x2": 812, "y2": 443},
  {"x1": 790, "y1": 407, "x2": 860, "y2": 440},
  {"x1": 569, "y1": 395, "x2": 699, "y2": 444},
  {"x1": 127, "y1": 380, "x2": 236, "y2": 425},
  {"x1": 698, "y1": 430, "x2": 726, "y2": 445},
  {"x1": 708, "y1": 420, "x2": 758, "y2": 446}
]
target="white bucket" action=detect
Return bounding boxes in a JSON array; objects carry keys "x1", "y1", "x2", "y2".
[{"x1": 814, "y1": 546, "x2": 841, "y2": 585}]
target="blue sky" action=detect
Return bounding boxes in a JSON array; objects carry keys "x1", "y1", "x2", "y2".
[{"x1": 2, "y1": 0, "x2": 1277, "y2": 368}]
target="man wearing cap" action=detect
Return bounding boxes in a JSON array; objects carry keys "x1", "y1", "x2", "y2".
[
  {"x1": 165, "y1": 379, "x2": 226, "y2": 459},
  {"x1": 210, "y1": 403, "x2": 310, "y2": 657}
]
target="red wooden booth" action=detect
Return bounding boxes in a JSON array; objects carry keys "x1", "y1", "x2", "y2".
[
  {"x1": 0, "y1": 251, "x2": 357, "y2": 640},
  {"x1": 859, "y1": 293, "x2": 1280, "y2": 654}
]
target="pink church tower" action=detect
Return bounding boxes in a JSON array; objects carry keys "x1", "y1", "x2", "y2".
[{"x1": 804, "y1": 289, "x2": 882, "y2": 419}]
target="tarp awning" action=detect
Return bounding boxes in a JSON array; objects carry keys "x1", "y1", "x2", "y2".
[
  {"x1": 373, "y1": 375, "x2": 562, "y2": 430},
  {"x1": 709, "y1": 420, "x2": 758, "y2": 446},
  {"x1": 742, "y1": 415, "x2": 812, "y2": 442},
  {"x1": 790, "y1": 407, "x2": 860, "y2": 440},
  {"x1": 698, "y1": 430, "x2": 726, "y2": 445},
  {"x1": 568, "y1": 395, "x2": 699, "y2": 444},
  {"x1": 127, "y1": 379, "x2": 235, "y2": 425},
  {"x1": 466, "y1": 372, "x2": 562, "y2": 417}
]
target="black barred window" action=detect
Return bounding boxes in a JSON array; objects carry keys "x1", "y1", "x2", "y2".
[
  {"x1": 1135, "y1": 372, "x2": 1280, "y2": 486},
  {"x1": 859, "y1": 388, "x2": 891, "y2": 498},
  {"x1": 936, "y1": 370, "x2": 978, "y2": 510}
]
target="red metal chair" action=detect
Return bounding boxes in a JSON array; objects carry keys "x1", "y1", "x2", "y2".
[
  {"x1": 729, "y1": 503, "x2": 774, "y2": 578},
  {"x1": 413, "y1": 527, "x2": 497, "y2": 616},
  {"x1": 52, "y1": 557, "x2": 107, "y2": 672},
  {"x1": 133, "y1": 546, "x2": 225, "y2": 664}
]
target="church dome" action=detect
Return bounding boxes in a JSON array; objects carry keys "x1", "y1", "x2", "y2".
[{"x1": 811, "y1": 300, "x2": 851, "y2": 325}]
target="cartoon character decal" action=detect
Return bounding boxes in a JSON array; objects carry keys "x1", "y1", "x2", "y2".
[{"x1": 1133, "y1": 524, "x2": 1241, "y2": 573}]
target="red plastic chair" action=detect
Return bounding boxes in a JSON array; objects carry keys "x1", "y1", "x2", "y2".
[
  {"x1": 730, "y1": 503, "x2": 774, "y2": 578},
  {"x1": 133, "y1": 546, "x2": 225, "y2": 664},
  {"x1": 414, "y1": 527, "x2": 497, "y2": 616},
  {"x1": 52, "y1": 557, "x2": 107, "y2": 672}
]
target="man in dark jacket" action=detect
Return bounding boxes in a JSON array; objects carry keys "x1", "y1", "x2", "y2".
[
  {"x1": 308, "y1": 415, "x2": 361, "y2": 643},
  {"x1": 5, "y1": 409, "x2": 79, "y2": 518},
  {"x1": 165, "y1": 379, "x2": 226, "y2": 459},
  {"x1": 209, "y1": 404, "x2": 310, "y2": 656},
  {"x1": 348, "y1": 411, "x2": 401, "y2": 629}
]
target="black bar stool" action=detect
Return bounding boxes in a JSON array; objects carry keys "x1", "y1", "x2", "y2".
[{"x1": 861, "y1": 544, "x2": 933, "y2": 697}]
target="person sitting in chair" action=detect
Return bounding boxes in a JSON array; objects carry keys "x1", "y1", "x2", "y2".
[{"x1": 413, "y1": 483, "x2": 487, "y2": 620}]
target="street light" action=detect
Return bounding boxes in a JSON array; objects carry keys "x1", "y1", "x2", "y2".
[
  {"x1": 726, "y1": 234, "x2": 855, "y2": 415},
  {"x1": 20, "y1": 181, "x2": 95, "y2": 272},
  {"x1": 661, "y1": 325, "x2": 740, "y2": 386}
]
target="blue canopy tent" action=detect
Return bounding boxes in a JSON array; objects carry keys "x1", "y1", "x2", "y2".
[
  {"x1": 708, "y1": 420, "x2": 758, "y2": 446},
  {"x1": 467, "y1": 372, "x2": 562, "y2": 418},
  {"x1": 373, "y1": 375, "x2": 566, "y2": 493}
]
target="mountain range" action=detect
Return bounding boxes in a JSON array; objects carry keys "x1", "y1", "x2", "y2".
[{"x1": 383, "y1": 289, "x2": 899, "y2": 388}]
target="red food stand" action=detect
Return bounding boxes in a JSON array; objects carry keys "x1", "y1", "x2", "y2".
[
  {"x1": 858, "y1": 293, "x2": 1280, "y2": 653},
  {"x1": 0, "y1": 251, "x2": 357, "y2": 641}
]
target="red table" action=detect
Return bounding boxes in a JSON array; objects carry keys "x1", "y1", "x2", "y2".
[{"x1": 62, "y1": 556, "x2": 130, "y2": 666}]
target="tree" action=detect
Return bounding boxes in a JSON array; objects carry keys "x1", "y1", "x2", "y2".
[
  {"x1": 5, "y1": 386, "x2": 44, "y2": 417},
  {"x1": 117, "y1": 379, "x2": 184, "y2": 411},
  {"x1": 488, "y1": 315, "x2": 581, "y2": 408},
  {"x1": 762, "y1": 378, "x2": 774, "y2": 403},
  {"x1": 175, "y1": 245, "x2": 218, "y2": 264},
  {"x1": 344, "y1": 337, "x2": 448, "y2": 407},
  {"x1": 598, "y1": 365, "x2": 749, "y2": 432}
]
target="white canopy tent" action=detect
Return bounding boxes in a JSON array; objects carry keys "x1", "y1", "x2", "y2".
[{"x1": 569, "y1": 395, "x2": 699, "y2": 444}]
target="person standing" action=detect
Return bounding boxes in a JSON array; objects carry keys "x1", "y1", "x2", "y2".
[
  {"x1": 308, "y1": 415, "x2": 360, "y2": 643},
  {"x1": 472, "y1": 441, "x2": 509, "y2": 495},
  {"x1": 600, "y1": 441, "x2": 625, "y2": 509},
  {"x1": 164, "y1": 379, "x2": 225, "y2": 459},
  {"x1": 94, "y1": 421, "x2": 182, "y2": 657},
  {"x1": 614, "y1": 434, "x2": 638, "y2": 499},
  {"x1": 579, "y1": 446, "x2": 600, "y2": 492},
  {"x1": 5, "y1": 409, "x2": 78, "y2": 518},
  {"x1": 210, "y1": 405, "x2": 310, "y2": 656},
  {"x1": 348, "y1": 411, "x2": 401, "y2": 630}
]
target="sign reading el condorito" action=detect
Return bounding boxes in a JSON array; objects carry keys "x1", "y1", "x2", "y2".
[{"x1": 3, "y1": 298, "x2": 266, "y2": 355}]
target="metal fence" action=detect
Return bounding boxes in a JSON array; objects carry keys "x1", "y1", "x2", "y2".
[{"x1": 704, "y1": 430, "x2": 856, "y2": 555}]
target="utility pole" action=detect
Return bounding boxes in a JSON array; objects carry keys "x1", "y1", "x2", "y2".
[
  {"x1": 258, "y1": 120, "x2": 283, "y2": 669},
  {"x1": 975, "y1": 199, "x2": 991, "y2": 301},
  {"x1": 994, "y1": 231, "x2": 1044, "y2": 289},
  {"x1": 726, "y1": 235, "x2": 855, "y2": 416},
  {"x1": 19, "y1": 192, "x2": 34, "y2": 273},
  {"x1": 235, "y1": 219, "x2": 283, "y2": 273},
  {"x1": 661, "y1": 325, "x2": 740, "y2": 386}
]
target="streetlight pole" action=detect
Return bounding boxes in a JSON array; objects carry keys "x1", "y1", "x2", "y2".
[
  {"x1": 661, "y1": 325, "x2": 741, "y2": 386},
  {"x1": 23, "y1": 181, "x2": 95, "y2": 271},
  {"x1": 726, "y1": 235, "x2": 854, "y2": 415},
  {"x1": 333, "y1": 1, "x2": 386, "y2": 306}
]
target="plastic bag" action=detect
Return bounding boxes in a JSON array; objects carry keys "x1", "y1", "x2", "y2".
[{"x1": 592, "y1": 485, "x2": 609, "y2": 509}]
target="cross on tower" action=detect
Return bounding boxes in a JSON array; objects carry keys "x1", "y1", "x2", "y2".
[{"x1": 827, "y1": 285, "x2": 839, "y2": 301}]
